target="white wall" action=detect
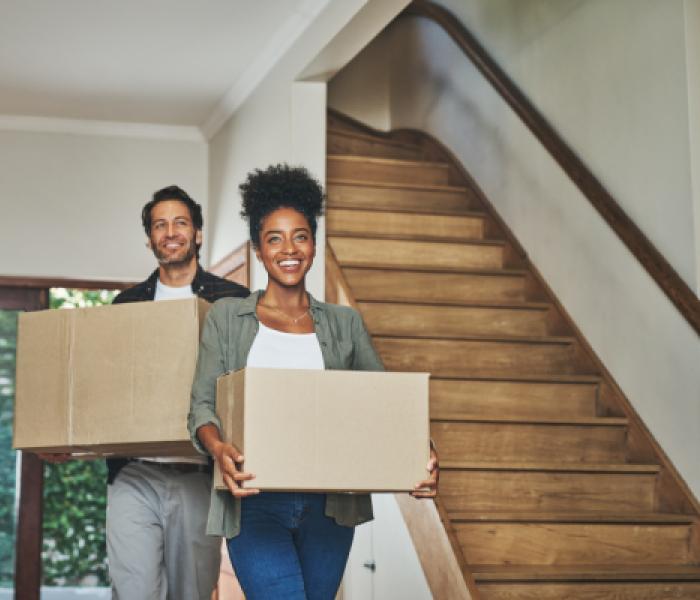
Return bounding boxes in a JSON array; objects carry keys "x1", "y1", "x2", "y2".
[
  {"x1": 329, "y1": 0, "x2": 700, "y2": 498},
  {"x1": 686, "y1": 0, "x2": 700, "y2": 295},
  {"x1": 0, "y1": 129, "x2": 207, "y2": 283},
  {"x1": 208, "y1": 76, "x2": 328, "y2": 294}
]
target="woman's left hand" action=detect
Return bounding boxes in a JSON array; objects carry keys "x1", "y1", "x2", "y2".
[{"x1": 411, "y1": 447, "x2": 439, "y2": 499}]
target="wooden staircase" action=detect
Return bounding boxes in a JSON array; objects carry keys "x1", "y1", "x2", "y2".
[{"x1": 325, "y1": 110, "x2": 700, "y2": 600}]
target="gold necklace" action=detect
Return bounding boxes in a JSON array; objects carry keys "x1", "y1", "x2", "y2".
[{"x1": 258, "y1": 302, "x2": 310, "y2": 324}]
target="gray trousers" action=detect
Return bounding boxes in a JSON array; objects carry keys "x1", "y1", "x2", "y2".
[{"x1": 106, "y1": 462, "x2": 221, "y2": 600}]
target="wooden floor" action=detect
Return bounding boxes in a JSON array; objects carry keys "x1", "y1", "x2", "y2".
[{"x1": 325, "y1": 111, "x2": 700, "y2": 599}]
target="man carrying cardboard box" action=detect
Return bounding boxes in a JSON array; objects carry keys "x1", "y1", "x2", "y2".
[
  {"x1": 44, "y1": 185, "x2": 248, "y2": 599},
  {"x1": 108, "y1": 186, "x2": 248, "y2": 599}
]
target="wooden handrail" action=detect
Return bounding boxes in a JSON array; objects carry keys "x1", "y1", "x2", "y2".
[
  {"x1": 209, "y1": 240, "x2": 251, "y2": 288},
  {"x1": 403, "y1": 0, "x2": 700, "y2": 336}
]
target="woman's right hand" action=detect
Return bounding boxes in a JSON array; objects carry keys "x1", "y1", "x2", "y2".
[{"x1": 211, "y1": 441, "x2": 260, "y2": 498}]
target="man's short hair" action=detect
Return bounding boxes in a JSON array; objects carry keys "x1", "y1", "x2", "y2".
[{"x1": 141, "y1": 185, "x2": 203, "y2": 237}]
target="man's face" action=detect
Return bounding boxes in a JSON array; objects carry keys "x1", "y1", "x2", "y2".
[{"x1": 147, "y1": 200, "x2": 202, "y2": 267}]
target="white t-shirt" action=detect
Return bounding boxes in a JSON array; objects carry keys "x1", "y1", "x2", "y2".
[
  {"x1": 140, "y1": 279, "x2": 207, "y2": 465},
  {"x1": 155, "y1": 279, "x2": 195, "y2": 301},
  {"x1": 246, "y1": 321, "x2": 324, "y2": 370}
]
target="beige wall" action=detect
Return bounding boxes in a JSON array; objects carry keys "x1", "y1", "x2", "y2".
[
  {"x1": 0, "y1": 129, "x2": 207, "y2": 283},
  {"x1": 329, "y1": 0, "x2": 700, "y2": 498}
]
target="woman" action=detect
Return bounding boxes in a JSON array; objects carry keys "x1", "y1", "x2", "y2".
[{"x1": 188, "y1": 164, "x2": 438, "y2": 600}]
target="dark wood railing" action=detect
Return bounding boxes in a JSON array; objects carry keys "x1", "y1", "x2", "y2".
[{"x1": 403, "y1": 0, "x2": 700, "y2": 336}]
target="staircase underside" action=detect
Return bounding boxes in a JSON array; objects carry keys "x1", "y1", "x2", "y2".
[{"x1": 325, "y1": 110, "x2": 700, "y2": 600}]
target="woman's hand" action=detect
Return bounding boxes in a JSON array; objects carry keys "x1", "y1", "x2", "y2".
[
  {"x1": 36, "y1": 453, "x2": 72, "y2": 464},
  {"x1": 411, "y1": 447, "x2": 439, "y2": 499},
  {"x1": 197, "y1": 423, "x2": 260, "y2": 497},
  {"x1": 211, "y1": 440, "x2": 260, "y2": 498}
]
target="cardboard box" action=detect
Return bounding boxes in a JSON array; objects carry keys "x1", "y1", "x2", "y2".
[
  {"x1": 214, "y1": 368, "x2": 430, "y2": 492},
  {"x1": 13, "y1": 297, "x2": 209, "y2": 457}
]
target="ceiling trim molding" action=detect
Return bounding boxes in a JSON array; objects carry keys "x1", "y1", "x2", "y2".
[
  {"x1": 201, "y1": 0, "x2": 332, "y2": 140},
  {"x1": 0, "y1": 114, "x2": 205, "y2": 142}
]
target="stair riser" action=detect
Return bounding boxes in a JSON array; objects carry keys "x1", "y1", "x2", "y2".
[
  {"x1": 375, "y1": 337, "x2": 580, "y2": 377},
  {"x1": 440, "y1": 471, "x2": 657, "y2": 513},
  {"x1": 360, "y1": 303, "x2": 550, "y2": 338},
  {"x1": 330, "y1": 237, "x2": 504, "y2": 270},
  {"x1": 432, "y1": 422, "x2": 626, "y2": 463},
  {"x1": 328, "y1": 183, "x2": 477, "y2": 213},
  {"x1": 344, "y1": 268, "x2": 527, "y2": 303},
  {"x1": 327, "y1": 208, "x2": 485, "y2": 241},
  {"x1": 456, "y1": 523, "x2": 693, "y2": 566},
  {"x1": 327, "y1": 157, "x2": 450, "y2": 185},
  {"x1": 430, "y1": 380, "x2": 598, "y2": 419},
  {"x1": 478, "y1": 582, "x2": 700, "y2": 600},
  {"x1": 327, "y1": 132, "x2": 426, "y2": 160}
]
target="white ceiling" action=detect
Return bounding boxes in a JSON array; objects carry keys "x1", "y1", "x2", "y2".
[{"x1": 0, "y1": 0, "x2": 321, "y2": 131}]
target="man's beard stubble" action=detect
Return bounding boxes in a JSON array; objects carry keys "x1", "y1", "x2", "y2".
[{"x1": 151, "y1": 237, "x2": 198, "y2": 267}]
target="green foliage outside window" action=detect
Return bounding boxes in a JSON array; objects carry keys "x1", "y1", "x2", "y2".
[
  {"x1": 0, "y1": 309, "x2": 19, "y2": 587},
  {"x1": 41, "y1": 288, "x2": 118, "y2": 587}
]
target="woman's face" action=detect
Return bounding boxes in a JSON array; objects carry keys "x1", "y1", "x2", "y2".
[{"x1": 256, "y1": 207, "x2": 315, "y2": 288}]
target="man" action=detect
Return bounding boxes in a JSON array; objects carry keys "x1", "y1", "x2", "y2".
[{"x1": 106, "y1": 185, "x2": 248, "y2": 599}]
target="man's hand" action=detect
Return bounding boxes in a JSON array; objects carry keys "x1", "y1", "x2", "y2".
[
  {"x1": 410, "y1": 447, "x2": 439, "y2": 499},
  {"x1": 36, "y1": 453, "x2": 72, "y2": 464},
  {"x1": 211, "y1": 441, "x2": 260, "y2": 498}
]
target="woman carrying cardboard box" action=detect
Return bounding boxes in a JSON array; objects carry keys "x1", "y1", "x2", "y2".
[{"x1": 188, "y1": 164, "x2": 438, "y2": 600}]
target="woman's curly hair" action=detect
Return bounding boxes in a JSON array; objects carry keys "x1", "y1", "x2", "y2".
[{"x1": 239, "y1": 164, "x2": 325, "y2": 248}]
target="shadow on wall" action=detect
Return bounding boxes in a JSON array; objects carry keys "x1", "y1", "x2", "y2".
[{"x1": 470, "y1": 0, "x2": 585, "y2": 55}]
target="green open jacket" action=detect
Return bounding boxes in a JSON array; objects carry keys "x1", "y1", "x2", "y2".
[{"x1": 188, "y1": 290, "x2": 384, "y2": 538}]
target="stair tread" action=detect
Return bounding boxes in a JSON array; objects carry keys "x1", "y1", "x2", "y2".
[
  {"x1": 327, "y1": 177, "x2": 470, "y2": 193},
  {"x1": 328, "y1": 154, "x2": 449, "y2": 168},
  {"x1": 335, "y1": 261, "x2": 526, "y2": 276},
  {"x1": 449, "y1": 512, "x2": 697, "y2": 524},
  {"x1": 432, "y1": 415, "x2": 628, "y2": 426},
  {"x1": 327, "y1": 127, "x2": 423, "y2": 151},
  {"x1": 359, "y1": 298, "x2": 551, "y2": 310},
  {"x1": 432, "y1": 373, "x2": 602, "y2": 384},
  {"x1": 375, "y1": 332, "x2": 576, "y2": 345},
  {"x1": 440, "y1": 461, "x2": 660, "y2": 473},
  {"x1": 329, "y1": 232, "x2": 505, "y2": 246},
  {"x1": 471, "y1": 564, "x2": 700, "y2": 582},
  {"x1": 327, "y1": 201, "x2": 487, "y2": 219}
]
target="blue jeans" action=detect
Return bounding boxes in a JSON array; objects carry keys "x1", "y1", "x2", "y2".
[{"x1": 226, "y1": 492, "x2": 354, "y2": 600}]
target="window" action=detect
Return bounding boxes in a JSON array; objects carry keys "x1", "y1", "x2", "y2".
[{"x1": 0, "y1": 308, "x2": 20, "y2": 590}]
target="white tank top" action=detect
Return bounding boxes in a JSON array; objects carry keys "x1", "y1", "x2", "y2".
[{"x1": 246, "y1": 321, "x2": 324, "y2": 370}]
